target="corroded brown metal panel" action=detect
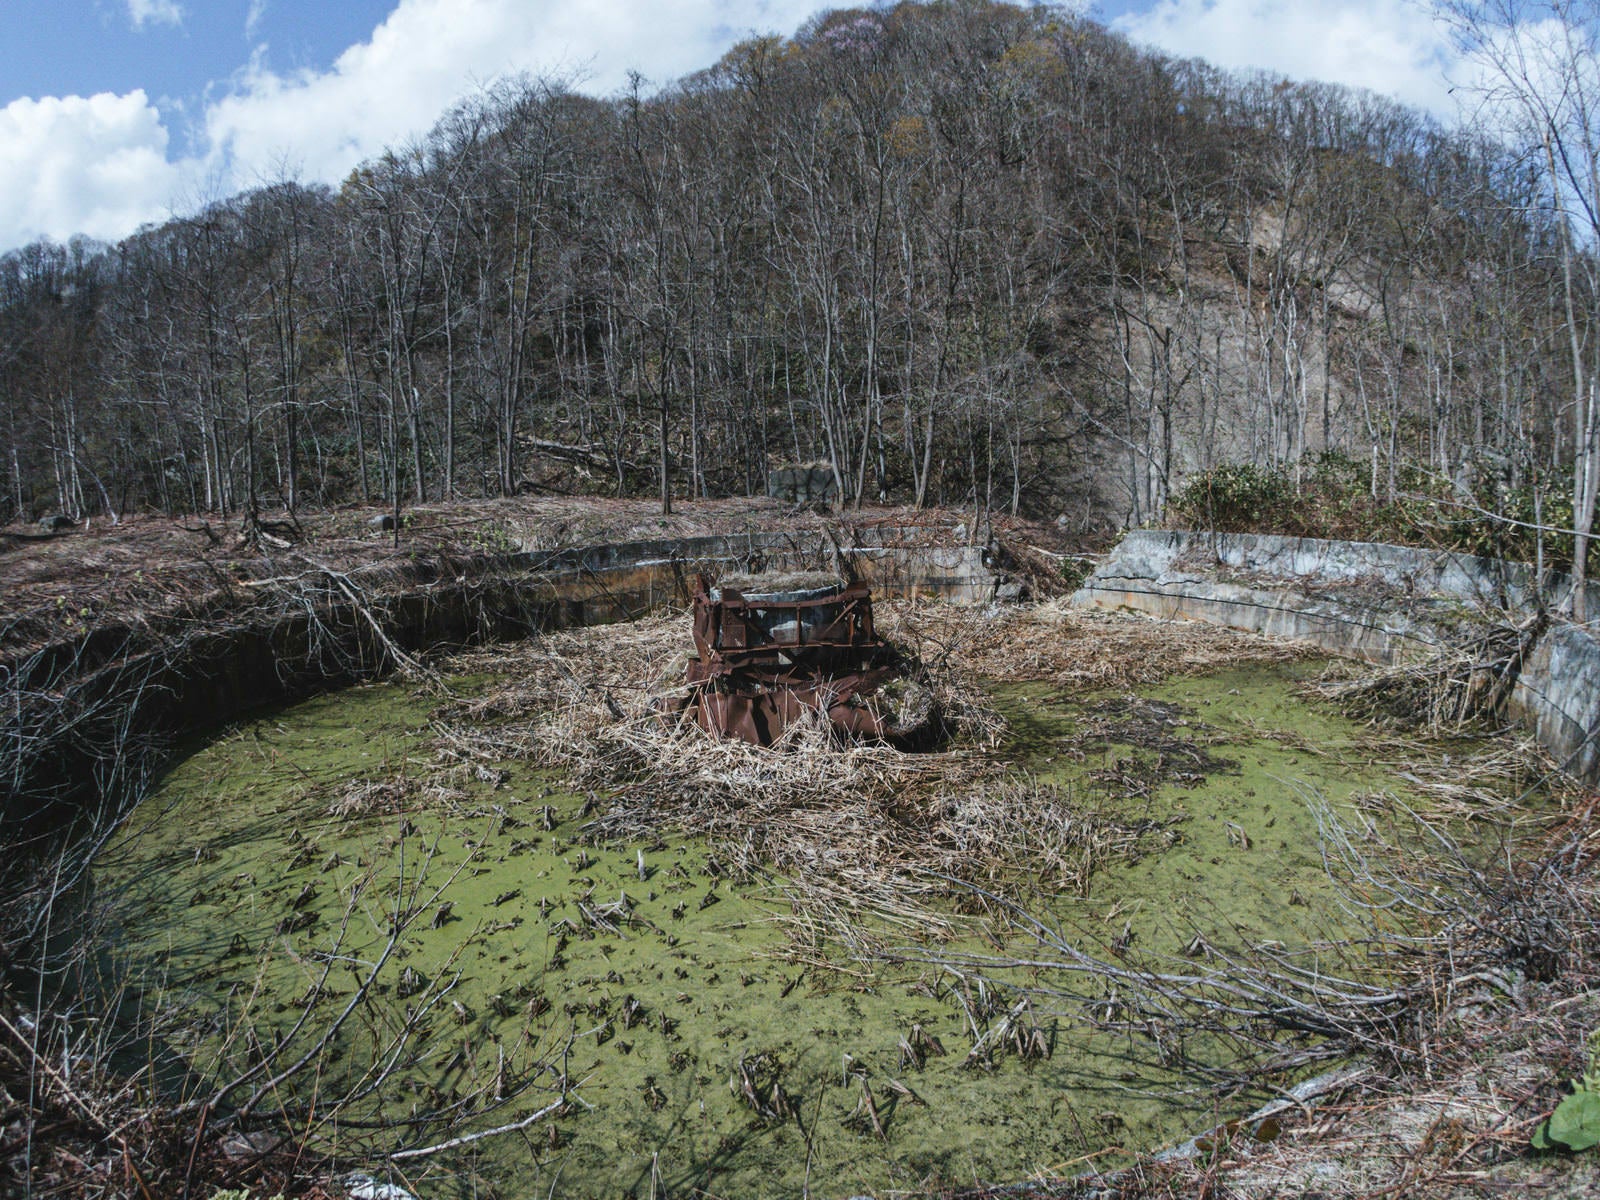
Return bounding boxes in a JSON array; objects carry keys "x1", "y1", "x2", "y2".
[{"x1": 671, "y1": 573, "x2": 915, "y2": 746}]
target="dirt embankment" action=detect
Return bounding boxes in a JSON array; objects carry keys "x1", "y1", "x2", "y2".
[{"x1": 0, "y1": 497, "x2": 1066, "y2": 659}]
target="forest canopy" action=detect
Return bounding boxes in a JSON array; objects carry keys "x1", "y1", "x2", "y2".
[{"x1": 0, "y1": 0, "x2": 1590, "y2": 553}]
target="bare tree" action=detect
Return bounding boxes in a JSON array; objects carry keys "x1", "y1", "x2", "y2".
[{"x1": 1445, "y1": 0, "x2": 1600, "y2": 617}]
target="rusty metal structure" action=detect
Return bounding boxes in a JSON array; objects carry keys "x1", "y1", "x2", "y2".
[{"x1": 667, "y1": 572, "x2": 932, "y2": 746}]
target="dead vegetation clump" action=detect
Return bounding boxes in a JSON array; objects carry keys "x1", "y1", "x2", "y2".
[
  {"x1": 324, "y1": 775, "x2": 423, "y2": 818},
  {"x1": 891, "y1": 598, "x2": 1319, "y2": 691},
  {"x1": 0, "y1": 994, "x2": 317, "y2": 1200},
  {"x1": 925, "y1": 726, "x2": 1596, "y2": 1200},
  {"x1": 1312, "y1": 613, "x2": 1547, "y2": 737},
  {"x1": 1343, "y1": 733, "x2": 1580, "y2": 826},
  {"x1": 899, "y1": 789, "x2": 1600, "y2": 1200},
  {"x1": 319, "y1": 765, "x2": 502, "y2": 820},
  {"x1": 1044, "y1": 802, "x2": 1600, "y2": 1200},
  {"x1": 433, "y1": 602, "x2": 1209, "y2": 949}
]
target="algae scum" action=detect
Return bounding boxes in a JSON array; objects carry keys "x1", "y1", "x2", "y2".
[{"x1": 97, "y1": 618, "x2": 1444, "y2": 1198}]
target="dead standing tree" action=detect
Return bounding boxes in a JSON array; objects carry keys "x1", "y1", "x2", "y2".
[{"x1": 1445, "y1": 0, "x2": 1600, "y2": 620}]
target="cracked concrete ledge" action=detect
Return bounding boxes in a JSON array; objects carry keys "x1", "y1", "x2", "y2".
[{"x1": 1071, "y1": 529, "x2": 1600, "y2": 785}]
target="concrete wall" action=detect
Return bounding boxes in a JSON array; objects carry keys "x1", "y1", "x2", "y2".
[
  {"x1": 1513, "y1": 623, "x2": 1600, "y2": 784},
  {"x1": 1072, "y1": 529, "x2": 1600, "y2": 784},
  {"x1": 187, "y1": 531, "x2": 996, "y2": 724},
  {"x1": 508, "y1": 528, "x2": 998, "y2": 627}
]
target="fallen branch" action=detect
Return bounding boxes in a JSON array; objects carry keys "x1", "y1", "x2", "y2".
[
  {"x1": 297, "y1": 554, "x2": 438, "y2": 683},
  {"x1": 387, "y1": 1096, "x2": 569, "y2": 1161}
]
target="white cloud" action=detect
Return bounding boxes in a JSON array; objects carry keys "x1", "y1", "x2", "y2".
[
  {"x1": 0, "y1": 91, "x2": 187, "y2": 247},
  {"x1": 203, "y1": 0, "x2": 826, "y2": 187},
  {"x1": 127, "y1": 0, "x2": 183, "y2": 30},
  {"x1": 1113, "y1": 0, "x2": 1462, "y2": 118},
  {"x1": 6, "y1": 0, "x2": 1585, "y2": 257},
  {"x1": 246, "y1": 0, "x2": 268, "y2": 40},
  {"x1": 0, "y1": 1, "x2": 830, "y2": 251},
  {"x1": 1441, "y1": 12, "x2": 1600, "y2": 148}
]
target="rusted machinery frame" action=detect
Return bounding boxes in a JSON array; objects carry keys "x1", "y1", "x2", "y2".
[{"x1": 673, "y1": 573, "x2": 903, "y2": 745}]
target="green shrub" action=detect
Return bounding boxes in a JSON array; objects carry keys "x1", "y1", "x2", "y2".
[
  {"x1": 469, "y1": 522, "x2": 522, "y2": 555},
  {"x1": 1167, "y1": 463, "x2": 1296, "y2": 533},
  {"x1": 1058, "y1": 555, "x2": 1093, "y2": 592},
  {"x1": 1168, "y1": 455, "x2": 1599, "y2": 574}
]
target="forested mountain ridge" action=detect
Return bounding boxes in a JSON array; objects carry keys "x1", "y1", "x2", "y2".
[{"x1": 0, "y1": 1, "x2": 1573, "y2": 537}]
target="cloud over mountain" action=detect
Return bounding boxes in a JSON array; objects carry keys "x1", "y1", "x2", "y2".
[
  {"x1": 0, "y1": 1, "x2": 1480, "y2": 253},
  {"x1": 0, "y1": 91, "x2": 183, "y2": 247}
]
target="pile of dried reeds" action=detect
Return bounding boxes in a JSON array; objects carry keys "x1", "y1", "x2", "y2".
[
  {"x1": 1343, "y1": 735, "x2": 1578, "y2": 826},
  {"x1": 1313, "y1": 614, "x2": 1546, "y2": 735},
  {"x1": 434, "y1": 603, "x2": 1193, "y2": 953},
  {"x1": 0, "y1": 990, "x2": 312, "y2": 1200},
  {"x1": 882, "y1": 597, "x2": 1317, "y2": 691},
  {"x1": 325, "y1": 775, "x2": 423, "y2": 818}
]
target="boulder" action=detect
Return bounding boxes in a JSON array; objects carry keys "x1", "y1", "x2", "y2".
[
  {"x1": 346, "y1": 1174, "x2": 417, "y2": 1200},
  {"x1": 766, "y1": 462, "x2": 838, "y2": 506}
]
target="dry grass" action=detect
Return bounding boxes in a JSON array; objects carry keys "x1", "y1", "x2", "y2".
[
  {"x1": 927, "y1": 791, "x2": 1600, "y2": 1200},
  {"x1": 1202, "y1": 991, "x2": 1600, "y2": 1200},
  {"x1": 1343, "y1": 736, "x2": 1582, "y2": 828},
  {"x1": 886, "y1": 598, "x2": 1318, "y2": 691},
  {"x1": 0, "y1": 994, "x2": 317, "y2": 1200},
  {"x1": 324, "y1": 775, "x2": 424, "y2": 819},
  {"x1": 429, "y1": 600, "x2": 1259, "y2": 953},
  {"x1": 321, "y1": 771, "x2": 488, "y2": 820},
  {"x1": 1310, "y1": 615, "x2": 1546, "y2": 739},
  {"x1": 1055, "y1": 918, "x2": 1600, "y2": 1200}
]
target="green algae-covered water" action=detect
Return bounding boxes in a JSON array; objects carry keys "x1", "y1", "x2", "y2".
[{"x1": 95, "y1": 654, "x2": 1445, "y2": 1198}]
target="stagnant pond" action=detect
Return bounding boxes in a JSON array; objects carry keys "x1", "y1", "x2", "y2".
[{"x1": 90, "y1": 609, "x2": 1509, "y2": 1198}]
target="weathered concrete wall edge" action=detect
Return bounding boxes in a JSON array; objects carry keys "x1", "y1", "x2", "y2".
[{"x1": 1071, "y1": 529, "x2": 1600, "y2": 784}]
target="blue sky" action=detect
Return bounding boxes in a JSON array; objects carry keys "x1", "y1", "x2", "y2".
[
  {"x1": 0, "y1": 4, "x2": 385, "y2": 117},
  {"x1": 0, "y1": 1, "x2": 1467, "y2": 253}
]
